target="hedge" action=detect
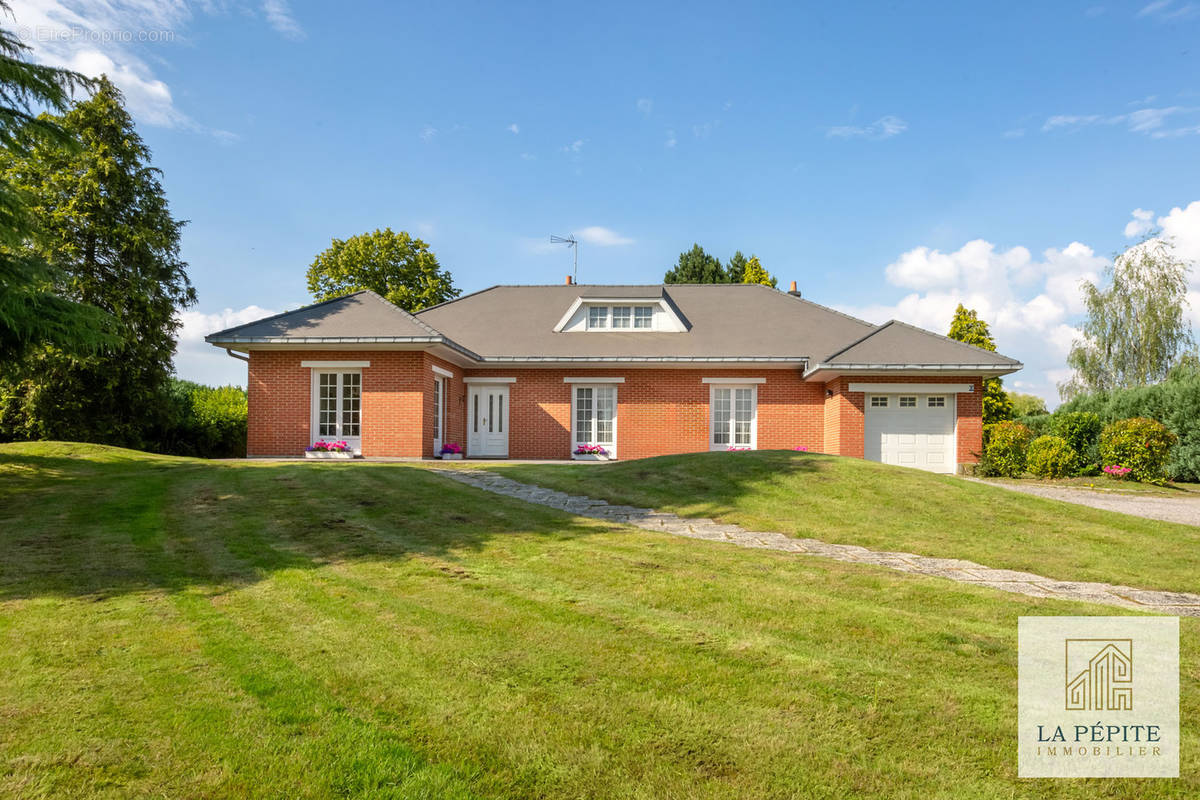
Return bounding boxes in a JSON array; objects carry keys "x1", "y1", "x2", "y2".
[
  {"x1": 1099, "y1": 418, "x2": 1176, "y2": 485},
  {"x1": 1026, "y1": 435, "x2": 1078, "y2": 479}
]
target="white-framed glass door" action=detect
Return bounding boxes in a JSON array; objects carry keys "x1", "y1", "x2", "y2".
[
  {"x1": 572, "y1": 385, "x2": 617, "y2": 457},
  {"x1": 311, "y1": 370, "x2": 362, "y2": 453},
  {"x1": 710, "y1": 385, "x2": 756, "y2": 449},
  {"x1": 433, "y1": 376, "x2": 445, "y2": 453},
  {"x1": 467, "y1": 385, "x2": 509, "y2": 457}
]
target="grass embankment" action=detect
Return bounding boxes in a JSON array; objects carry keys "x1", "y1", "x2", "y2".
[{"x1": 0, "y1": 443, "x2": 1195, "y2": 799}]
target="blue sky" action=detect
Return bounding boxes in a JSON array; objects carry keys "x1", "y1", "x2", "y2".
[{"x1": 13, "y1": 0, "x2": 1200, "y2": 404}]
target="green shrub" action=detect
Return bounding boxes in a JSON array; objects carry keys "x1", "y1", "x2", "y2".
[
  {"x1": 979, "y1": 420, "x2": 1034, "y2": 477},
  {"x1": 1015, "y1": 413, "x2": 1053, "y2": 438},
  {"x1": 1098, "y1": 417, "x2": 1176, "y2": 484},
  {"x1": 1026, "y1": 435, "x2": 1078, "y2": 479},
  {"x1": 1059, "y1": 365, "x2": 1200, "y2": 481},
  {"x1": 153, "y1": 379, "x2": 247, "y2": 458},
  {"x1": 1050, "y1": 411, "x2": 1102, "y2": 475}
]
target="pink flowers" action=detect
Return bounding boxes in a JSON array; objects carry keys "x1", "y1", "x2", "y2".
[
  {"x1": 1102, "y1": 464, "x2": 1133, "y2": 479},
  {"x1": 574, "y1": 444, "x2": 608, "y2": 455},
  {"x1": 306, "y1": 440, "x2": 349, "y2": 452},
  {"x1": 726, "y1": 446, "x2": 750, "y2": 452},
  {"x1": 793, "y1": 445, "x2": 809, "y2": 452},
  {"x1": 439, "y1": 442, "x2": 463, "y2": 455}
]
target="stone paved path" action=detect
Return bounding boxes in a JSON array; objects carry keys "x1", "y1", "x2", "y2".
[{"x1": 431, "y1": 468, "x2": 1200, "y2": 617}]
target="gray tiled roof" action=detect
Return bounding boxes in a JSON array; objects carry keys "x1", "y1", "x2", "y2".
[
  {"x1": 818, "y1": 319, "x2": 1022, "y2": 367},
  {"x1": 205, "y1": 290, "x2": 443, "y2": 342},
  {"x1": 415, "y1": 284, "x2": 875, "y2": 361}
]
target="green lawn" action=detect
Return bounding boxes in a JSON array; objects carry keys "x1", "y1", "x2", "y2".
[
  {"x1": 0, "y1": 443, "x2": 1195, "y2": 799},
  {"x1": 490, "y1": 450, "x2": 1200, "y2": 593}
]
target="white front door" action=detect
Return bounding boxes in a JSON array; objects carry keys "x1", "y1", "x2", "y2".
[
  {"x1": 467, "y1": 385, "x2": 509, "y2": 457},
  {"x1": 863, "y1": 393, "x2": 955, "y2": 474}
]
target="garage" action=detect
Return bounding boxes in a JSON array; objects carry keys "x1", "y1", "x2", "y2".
[{"x1": 863, "y1": 392, "x2": 956, "y2": 474}]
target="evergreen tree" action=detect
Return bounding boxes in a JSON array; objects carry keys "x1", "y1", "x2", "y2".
[
  {"x1": 740, "y1": 255, "x2": 776, "y2": 287},
  {"x1": 664, "y1": 244, "x2": 728, "y2": 283},
  {"x1": 947, "y1": 304, "x2": 1012, "y2": 424},
  {"x1": 725, "y1": 250, "x2": 748, "y2": 283},
  {"x1": 0, "y1": 2, "x2": 112, "y2": 360},
  {"x1": 307, "y1": 228, "x2": 458, "y2": 311},
  {"x1": 0, "y1": 77, "x2": 194, "y2": 446}
]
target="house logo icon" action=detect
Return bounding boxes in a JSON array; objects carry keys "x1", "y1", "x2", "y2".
[{"x1": 1065, "y1": 638, "x2": 1133, "y2": 711}]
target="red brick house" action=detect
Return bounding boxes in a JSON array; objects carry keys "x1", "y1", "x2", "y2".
[{"x1": 206, "y1": 282, "x2": 1021, "y2": 473}]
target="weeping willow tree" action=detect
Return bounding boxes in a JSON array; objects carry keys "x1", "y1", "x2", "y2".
[
  {"x1": 1059, "y1": 239, "x2": 1196, "y2": 400},
  {"x1": 0, "y1": 1, "x2": 113, "y2": 360}
]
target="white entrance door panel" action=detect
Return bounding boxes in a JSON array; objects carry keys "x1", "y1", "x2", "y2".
[
  {"x1": 467, "y1": 385, "x2": 509, "y2": 457},
  {"x1": 863, "y1": 394, "x2": 955, "y2": 474}
]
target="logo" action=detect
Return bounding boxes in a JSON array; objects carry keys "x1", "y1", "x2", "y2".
[
  {"x1": 1065, "y1": 638, "x2": 1133, "y2": 711},
  {"x1": 1018, "y1": 616, "x2": 1178, "y2": 778}
]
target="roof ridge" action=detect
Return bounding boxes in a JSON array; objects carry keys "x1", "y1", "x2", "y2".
[
  {"x1": 203, "y1": 290, "x2": 371, "y2": 340},
  {"x1": 357, "y1": 289, "x2": 445, "y2": 336},
  {"x1": 783, "y1": 292, "x2": 879, "y2": 329},
  {"x1": 818, "y1": 320, "x2": 892, "y2": 362}
]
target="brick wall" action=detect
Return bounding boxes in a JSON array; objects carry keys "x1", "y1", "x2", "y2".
[{"x1": 246, "y1": 351, "x2": 983, "y2": 464}]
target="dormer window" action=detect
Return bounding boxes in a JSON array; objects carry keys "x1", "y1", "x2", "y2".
[
  {"x1": 634, "y1": 307, "x2": 653, "y2": 328},
  {"x1": 612, "y1": 306, "x2": 631, "y2": 328},
  {"x1": 555, "y1": 295, "x2": 688, "y2": 334},
  {"x1": 588, "y1": 306, "x2": 608, "y2": 329}
]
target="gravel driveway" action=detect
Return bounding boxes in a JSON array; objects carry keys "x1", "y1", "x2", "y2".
[{"x1": 967, "y1": 479, "x2": 1200, "y2": 527}]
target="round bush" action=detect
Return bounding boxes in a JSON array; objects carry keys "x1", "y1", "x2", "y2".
[
  {"x1": 981, "y1": 420, "x2": 1035, "y2": 478},
  {"x1": 1026, "y1": 435, "x2": 1078, "y2": 479},
  {"x1": 1099, "y1": 417, "x2": 1176, "y2": 484},
  {"x1": 1050, "y1": 411, "x2": 1102, "y2": 474}
]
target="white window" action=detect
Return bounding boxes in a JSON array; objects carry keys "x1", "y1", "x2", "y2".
[
  {"x1": 870, "y1": 396, "x2": 888, "y2": 408},
  {"x1": 588, "y1": 306, "x2": 608, "y2": 329},
  {"x1": 633, "y1": 306, "x2": 653, "y2": 328},
  {"x1": 611, "y1": 306, "x2": 632, "y2": 328},
  {"x1": 899, "y1": 396, "x2": 917, "y2": 408},
  {"x1": 710, "y1": 385, "x2": 756, "y2": 449},
  {"x1": 313, "y1": 370, "x2": 361, "y2": 441},
  {"x1": 433, "y1": 376, "x2": 445, "y2": 450},
  {"x1": 928, "y1": 396, "x2": 946, "y2": 408},
  {"x1": 572, "y1": 385, "x2": 617, "y2": 455}
]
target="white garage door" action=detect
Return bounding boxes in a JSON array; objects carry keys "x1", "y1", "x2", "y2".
[{"x1": 863, "y1": 393, "x2": 956, "y2": 474}]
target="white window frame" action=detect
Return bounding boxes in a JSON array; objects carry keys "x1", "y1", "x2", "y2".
[
  {"x1": 633, "y1": 306, "x2": 653, "y2": 328},
  {"x1": 870, "y1": 395, "x2": 888, "y2": 408},
  {"x1": 433, "y1": 375, "x2": 446, "y2": 452},
  {"x1": 899, "y1": 396, "x2": 917, "y2": 408},
  {"x1": 928, "y1": 395, "x2": 946, "y2": 408},
  {"x1": 587, "y1": 306, "x2": 609, "y2": 329},
  {"x1": 709, "y1": 384, "x2": 757, "y2": 450},
  {"x1": 571, "y1": 383, "x2": 618, "y2": 458},
  {"x1": 611, "y1": 306, "x2": 632, "y2": 328},
  {"x1": 310, "y1": 368, "x2": 362, "y2": 449}
]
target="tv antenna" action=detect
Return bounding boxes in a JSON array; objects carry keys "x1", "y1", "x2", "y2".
[{"x1": 550, "y1": 234, "x2": 579, "y2": 282}]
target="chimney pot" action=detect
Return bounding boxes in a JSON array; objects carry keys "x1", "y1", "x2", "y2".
[
  {"x1": 789, "y1": 280, "x2": 797, "y2": 292},
  {"x1": 565, "y1": 275, "x2": 573, "y2": 285},
  {"x1": 788, "y1": 280, "x2": 801, "y2": 297}
]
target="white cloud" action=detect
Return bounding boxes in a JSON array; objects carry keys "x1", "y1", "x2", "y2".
[
  {"x1": 1138, "y1": 0, "x2": 1200, "y2": 20},
  {"x1": 1158, "y1": 200, "x2": 1200, "y2": 266},
  {"x1": 664, "y1": 129, "x2": 676, "y2": 148},
  {"x1": 262, "y1": 0, "x2": 305, "y2": 41},
  {"x1": 174, "y1": 304, "x2": 282, "y2": 386},
  {"x1": 576, "y1": 226, "x2": 634, "y2": 246},
  {"x1": 838, "y1": 231, "x2": 1113, "y2": 408},
  {"x1": 636, "y1": 97, "x2": 653, "y2": 115},
  {"x1": 826, "y1": 115, "x2": 907, "y2": 140},
  {"x1": 561, "y1": 139, "x2": 584, "y2": 153},
  {"x1": 1042, "y1": 105, "x2": 1200, "y2": 137},
  {"x1": 507, "y1": 123, "x2": 520, "y2": 134},
  {"x1": 420, "y1": 124, "x2": 437, "y2": 143},
  {"x1": 1124, "y1": 207, "x2": 1154, "y2": 238}
]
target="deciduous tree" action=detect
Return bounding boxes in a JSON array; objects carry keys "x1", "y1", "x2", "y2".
[
  {"x1": 947, "y1": 304, "x2": 1012, "y2": 424},
  {"x1": 1060, "y1": 239, "x2": 1196, "y2": 399},
  {"x1": 307, "y1": 228, "x2": 457, "y2": 312}
]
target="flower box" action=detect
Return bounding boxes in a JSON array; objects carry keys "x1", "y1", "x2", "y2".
[
  {"x1": 440, "y1": 453, "x2": 463, "y2": 461},
  {"x1": 439, "y1": 442, "x2": 464, "y2": 460},
  {"x1": 305, "y1": 450, "x2": 354, "y2": 460},
  {"x1": 572, "y1": 453, "x2": 612, "y2": 462}
]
